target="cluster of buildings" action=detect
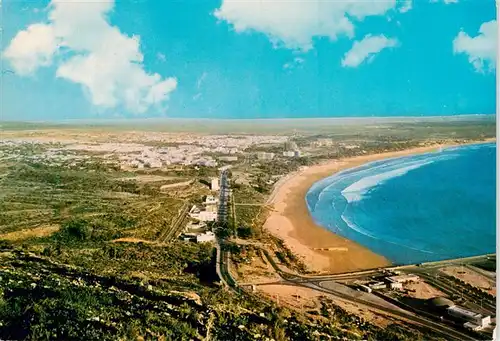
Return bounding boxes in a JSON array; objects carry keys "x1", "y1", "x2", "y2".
[
  {"x1": 189, "y1": 189, "x2": 219, "y2": 222},
  {"x1": 358, "y1": 270, "x2": 494, "y2": 333},
  {"x1": 257, "y1": 152, "x2": 275, "y2": 161},
  {"x1": 123, "y1": 134, "x2": 289, "y2": 150},
  {"x1": 428, "y1": 297, "x2": 492, "y2": 331},
  {"x1": 2, "y1": 134, "x2": 303, "y2": 170},
  {"x1": 257, "y1": 148, "x2": 301, "y2": 161},
  {"x1": 358, "y1": 274, "x2": 420, "y2": 293},
  {"x1": 180, "y1": 220, "x2": 216, "y2": 243},
  {"x1": 63, "y1": 135, "x2": 293, "y2": 169},
  {"x1": 182, "y1": 177, "x2": 221, "y2": 243},
  {"x1": 310, "y1": 138, "x2": 334, "y2": 147},
  {"x1": 118, "y1": 146, "x2": 219, "y2": 169},
  {"x1": 0, "y1": 140, "x2": 99, "y2": 168}
]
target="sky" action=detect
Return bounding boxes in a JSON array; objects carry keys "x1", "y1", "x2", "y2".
[{"x1": 1, "y1": 0, "x2": 497, "y2": 121}]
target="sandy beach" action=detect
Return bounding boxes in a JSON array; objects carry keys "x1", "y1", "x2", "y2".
[{"x1": 263, "y1": 141, "x2": 495, "y2": 274}]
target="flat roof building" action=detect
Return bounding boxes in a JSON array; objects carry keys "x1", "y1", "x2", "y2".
[
  {"x1": 196, "y1": 231, "x2": 216, "y2": 243},
  {"x1": 387, "y1": 274, "x2": 419, "y2": 283},
  {"x1": 446, "y1": 305, "x2": 491, "y2": 328},
  {"x1": 189, "y1": 209, "x2": 218, "y2": 222},
  {"x1": 211, "y1": 178, "x2": 219, "y2": 191}
]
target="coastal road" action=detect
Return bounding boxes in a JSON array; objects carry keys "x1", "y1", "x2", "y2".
[
  {"x1": 301, "y1": 281, "x2": 479, "y2": 341},
  {"x1": 278, "y1": 253, "x2": 496, "y2": 284},
  {"x1": 253, "y1": 247, "x2": 481, "y2": 341},
  {"x1": 216, "y1": 168, "x2": 489, "y2": 340}
]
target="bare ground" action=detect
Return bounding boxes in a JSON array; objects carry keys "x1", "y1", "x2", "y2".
[
  {"x1": 440, "y1": 266, "x2": 496, "y2": 296},
  {"x1": 0, "y1": 225, "x2": 59, "y2": 241}
]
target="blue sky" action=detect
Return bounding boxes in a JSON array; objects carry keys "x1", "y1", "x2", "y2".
[{"x1": 1, "y1": 0, "x2": 497, "y2": 120}]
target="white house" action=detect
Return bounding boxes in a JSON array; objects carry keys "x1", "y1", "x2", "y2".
[{"x1": 196, "y1": 231, "x2": 216, "y2": 243}]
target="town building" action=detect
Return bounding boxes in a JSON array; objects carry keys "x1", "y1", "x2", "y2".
[
  {"x1": 211, "y1": 178, "x2": 219, "y2": 191},
  {"x1": 388, "y1": 282, "x2": 403, "y2": 290},
  {"x1": 311, "y1": 138, "x2": 334, "y2": 147},
  {"x1": 359, "y1": 285, "x2": 372, "y2": 293},
  {"x1": 219, "y1": 156, "x2": 238, "y2": 162},
  {"x1": 196, "y1": 231, "x2": 216, "y2": 243},
  {"x1": 386, "y1": 274, "x2": 419, "y2": 283},
  {"x1": 191, "y1": 211, "x2": 217, "y2": 222},
  {"x1": 189, "y1": 205, "x2": 218, "y2": 222},
  {"x1": 257, "y1": 152, "x2": 275, "y2": 160},
  {"x1": 147, "y1": 160, "x2": 162, "y2": 168},
  {"x1": 205, "y1": 195, "x2": 218, "y2": 205},
  {"x1": 446, "y1": 305, "x2": 491, "y2": 329},
  {"x1": 369, "y1": 282, "x2": 386, "y2": 290}
]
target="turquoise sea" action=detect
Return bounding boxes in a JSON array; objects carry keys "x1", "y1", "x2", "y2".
[{"x1": 306, "y1": 143, "x2": 496, "y2": 265}]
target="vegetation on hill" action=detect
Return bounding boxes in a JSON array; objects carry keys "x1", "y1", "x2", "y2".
[{"x1": 1, "y1": 121, "x2": 494, "y2": 340}]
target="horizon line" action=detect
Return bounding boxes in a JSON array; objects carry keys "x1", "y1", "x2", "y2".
[{"x1": 1, "y1": 113, "x2": 496, "y2": 125}]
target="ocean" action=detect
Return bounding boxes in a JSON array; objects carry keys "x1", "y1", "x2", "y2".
[{"x1": 306, "y1": 143, "x2": 496, "y2": 265}]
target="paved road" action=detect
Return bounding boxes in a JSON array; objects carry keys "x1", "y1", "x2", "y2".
[
  {"x1": 301, "y1": 281, "x2": 478, "y2": 341},
  {"x1": 212, "y1": 170, "x2": 485, "y2": 340},
  {"x1": 214, "y1": 238, "x2": 229, "y2": 287},
  {"x1": 256, "y1": 247, "x2": 480, "y2": 341},
  {"x1": 282, "y1": 253, "x2": 496, "y2": 283},
  {"x1": 217, "y1": 170, "x2": 229, "y2": 224}
]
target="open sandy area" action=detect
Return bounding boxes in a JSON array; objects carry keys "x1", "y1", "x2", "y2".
[
  {"x1": 264, "y1": 141, "x2": 495, "y2": 274},
  {"x1": 405, "y1": 281, "x2": 447, "y2": 300},
  {"x1": 441, "y1": 265, "x2": 496, "y2": 296},
  {"x1": 257, "y1": 284, "x2": 404, "y2": 327}
]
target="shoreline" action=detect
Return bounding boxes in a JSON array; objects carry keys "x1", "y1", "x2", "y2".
[{"x1": 263, "y1": 139, "x2": 496, "y2": 274}]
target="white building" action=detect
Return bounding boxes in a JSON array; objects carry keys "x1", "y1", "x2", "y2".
[
  {"x1": 257, "y1": 152, "x2": 275, "y2": 160},
  {"x1": 148, "y1": 160, "x2": 162, "y2": 168},
  {"x1": 387, "y1": 274, "x2": 419, "y2": 283},
  {"x1": 369, "y1": 282, "x2": 386, "y2": 290},
  {"x1": 211, "y1": 178, "x2": 219, "y2": 191},
  {"x1": 388, "y1": 282, "x2": 403, "y2": 290},
  {"x1": 190, "y1": 210, "x2": 218, "y2": 222},
  {"x1": 205, "y1": 195, "x2": 218, "y2": 205},
  {"x1": 446, "y1": 306, "x2": 491, "y2": 329},
  {"x1": 196, "y1": 231, "x2": 216, "y2": 243},
  {"x1": 219, "y1": 156, "x2": 238, "y2": 162},
  {"x1": 311, "y1": 138, "x2": 334, "y2": 147},
  {"x1": 283, "y1": 151, "x2": 295, "y2": 157},
  {"x1": 359, "y1": 285, "x2": 372, "y2": 293}
]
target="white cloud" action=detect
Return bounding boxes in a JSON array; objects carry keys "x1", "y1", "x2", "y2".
[
  {"x1": 3, "y1": 24, "x2": 59, "y2": 75},
  {"x1": 342, "y1": 34, "x2": 398, "y2": 68},
  {"x1": 2, "y1": 0, "x2": 177, "y2": 114},
  {"x1": 453, "y1": 20, "x2": 497, "y2": 73},
  {"x1": 214, "y1": 0, "x2": 398, "y2": 51}
]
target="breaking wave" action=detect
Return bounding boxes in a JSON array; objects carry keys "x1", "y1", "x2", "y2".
[
  {"x1": 340, "y1": 159, "x2": 433, "y2": 203},
  {"x1": 305, "y1": 143, "x2": 496, "y2": 264}
]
